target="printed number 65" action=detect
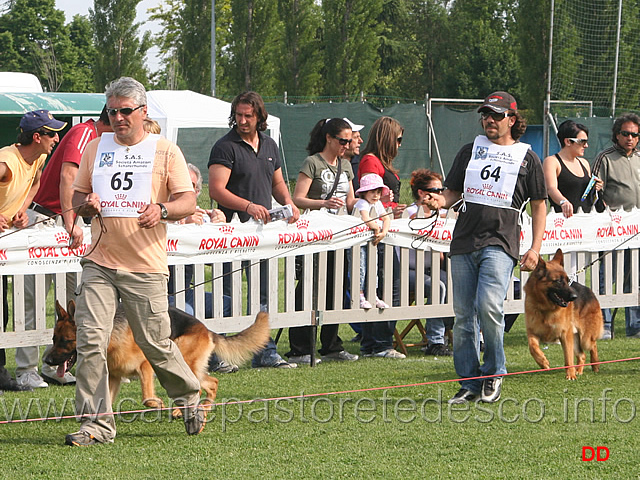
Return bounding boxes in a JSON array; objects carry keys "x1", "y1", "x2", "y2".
[{"x1": 111, "y1": 172, "x2": 133, "y2": 190}]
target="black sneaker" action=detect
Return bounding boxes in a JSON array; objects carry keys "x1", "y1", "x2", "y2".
[
  {"x1": 65, "y1": 430, "x2": 101, "y2": 446},
  {"x1": 423, "y1": 343, "x2": 453, "y2": 356},
  {"x1": 184, "y1": 406, "x2": 207, "y2": 435},
  {"x1": 448, "y1": 388, "x2": 479, "y2": 405},
  {"x1": 481, "y1": 377, "x2": 503, "y2": 403}
]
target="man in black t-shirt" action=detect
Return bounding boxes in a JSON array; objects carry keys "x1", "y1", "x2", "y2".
[
  {"x1": 208, "y1": 91, "x2": 299, "y2": 368},
  {"x1": 426, "y1": 91, "x2": 547, "y2": 405}
]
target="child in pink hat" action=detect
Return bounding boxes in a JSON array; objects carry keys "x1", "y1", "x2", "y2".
[{"x1": 354, "y1": 173, "x2": 391, "y2": 309}]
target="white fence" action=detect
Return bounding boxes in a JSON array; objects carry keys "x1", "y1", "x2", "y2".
[{"x1": 1, "y1": 208, "x2": 639, "y2": 349}]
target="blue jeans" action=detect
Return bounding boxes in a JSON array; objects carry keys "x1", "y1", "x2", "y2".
[
  {"x1": 599, "y1": 250, "x2": 640, "y2": 336},
  {"x1": 450, "y1": 246, "x2": 515, "y2": 393}
]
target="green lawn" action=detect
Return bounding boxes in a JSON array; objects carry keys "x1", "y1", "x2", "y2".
[{"x1": 1, "y1": 316, "x2": 638, "y2": 478}]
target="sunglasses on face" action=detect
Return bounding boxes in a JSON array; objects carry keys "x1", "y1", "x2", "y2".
[
  {"x1": 423, "y1": 187, "x2": 445, "y2": 194},
  {"x1": 107, "y1": 105, "x2": 145, "y2": 116},
  {"x1": 37, "y1": 130, "x2": 57, "y2": 138},
  {"x1": 333, "y1": 135, "x2": 352, "y2": 146},
  {"x1": 619, "y1": 130, "x2": 640, "y2": 138},
  {"x1": 569, "y1": 138, "x2": 588, "y2": 146},
  {"x1": 480, "y1": 111, "x2": 513, "y2": 121}
]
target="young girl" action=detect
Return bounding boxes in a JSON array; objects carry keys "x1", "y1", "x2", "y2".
[{"x1": 354, "y1": 173, "x2": 391, "y2": 309}]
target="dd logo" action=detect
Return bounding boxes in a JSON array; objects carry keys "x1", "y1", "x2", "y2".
[{"x1": 582, "y1": 446, "x2": 609, "y2": 462}]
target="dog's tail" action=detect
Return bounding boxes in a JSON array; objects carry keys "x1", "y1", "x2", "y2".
[{"x1": 210, "y1": 312, "x2": 271, "y2": 366}]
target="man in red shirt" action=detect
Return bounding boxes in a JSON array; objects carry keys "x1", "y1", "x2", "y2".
[{"x1": 16, "y1": 108, "x2": 112, "y2": 389}]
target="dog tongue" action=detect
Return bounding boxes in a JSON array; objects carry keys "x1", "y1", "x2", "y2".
[{"x1": 57, "y1": 360, "x2": 68, "y2": 378}]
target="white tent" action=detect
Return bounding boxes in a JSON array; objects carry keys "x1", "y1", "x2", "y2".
[
  {"x1": 145, "y1": 90, "x2": 281, "y2": 175},
  {"x1": 146, "y1": 90, "x2": 280, "y2": 145}
]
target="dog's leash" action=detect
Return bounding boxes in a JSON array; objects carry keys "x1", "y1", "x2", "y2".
[{"x1": 0, "y1": 203, "x2": 107, "y2": 259}]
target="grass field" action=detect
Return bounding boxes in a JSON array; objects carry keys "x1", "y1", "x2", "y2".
[{"x1": 1, "y1": 314, "x2": 639, "y2": 478}]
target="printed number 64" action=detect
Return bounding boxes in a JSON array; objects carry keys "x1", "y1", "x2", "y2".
[{"x1": 480, "y1": 165, "x2": 501, "y2": 182}]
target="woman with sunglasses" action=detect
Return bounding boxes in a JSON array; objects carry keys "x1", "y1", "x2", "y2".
[
  {"x1": 286, "y1": 118, "x2": 359, "y2": 365},
  {"x1": 406, "y1": 169, "x2": 453, "y2": 357},
  {"x1": 543, "y1": 119, "x2": 602, "y2": 217}
]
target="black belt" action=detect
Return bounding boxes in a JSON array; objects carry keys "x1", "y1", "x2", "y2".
[{"x1": 29, "y1": 202, "x2": 56, "y2": 218}]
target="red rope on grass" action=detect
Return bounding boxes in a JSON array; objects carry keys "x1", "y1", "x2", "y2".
[{"x1": 2, "y1": 356, "x2": 639, "y2": 425}]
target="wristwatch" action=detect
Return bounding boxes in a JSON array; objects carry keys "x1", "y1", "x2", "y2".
[
  {"x1": 157, "y1": 203, "x2": 168, "y2": 219},
  {"x1": 559, "y1": 200, "x2": 567, "y2": 206}
]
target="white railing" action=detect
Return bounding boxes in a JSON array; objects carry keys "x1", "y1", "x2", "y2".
[{"x1": 1, "y1": 209, "x2": 639, "y2": 349}]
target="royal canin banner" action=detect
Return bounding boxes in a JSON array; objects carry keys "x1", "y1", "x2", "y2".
[{"x1": 0, "y1": 209, "x2": 639, "y2": 274}]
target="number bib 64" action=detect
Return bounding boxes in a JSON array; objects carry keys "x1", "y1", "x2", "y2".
[
  {"x1": 92, "y1": 133, "x2": 159, "y2": 217},
  {"x1": 463, "y1": 135, "x2": 530, "y2": 209}
]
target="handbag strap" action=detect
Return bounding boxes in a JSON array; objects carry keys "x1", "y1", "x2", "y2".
[{"x1": 326, "y1": 158, "x2": 343, "y2": 199}]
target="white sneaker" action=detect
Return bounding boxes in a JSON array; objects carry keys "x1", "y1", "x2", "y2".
[
  {"x1": 41, "y1": 364, "x2": 76, "y2": 385},
  {"x1": 375, "y1": 297, "x2": 389, "y2": 309},
  {"x1": 16, "y1": 370, "x2": 48, "y2": 389},
  {"x1": 288, "y1": 354, "x2": 322, "y2": 365},
  {"x1": 360, "y1": 295, "x2": 372, "y2": 309}
]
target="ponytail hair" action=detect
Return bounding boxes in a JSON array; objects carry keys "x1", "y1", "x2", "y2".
[{"x1": 306, "y1": 118, "x2": 351, "y2": 155}]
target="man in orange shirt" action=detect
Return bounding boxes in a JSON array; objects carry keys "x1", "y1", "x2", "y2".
[{"x1": 67, "y1": 77, "x2": 205, "y2": 446}]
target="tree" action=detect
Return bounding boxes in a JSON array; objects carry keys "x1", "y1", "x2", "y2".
[
  {"x1": 440, "y1": 0, "x2": 520, "y2": 99},
  {"x1": 65, "y1": 15, "x2": 98, "y2": 92},
  {"x1": 513, "y1": 0, "x2": 550, "y2": 120},
  {"x1": 223, "y1": 0, "x2": 282, "y2": 95},
  {"x1": 0, "y1": 0, "x2": 81, "y2": 91},
  {"x1": 276, "y1": 0, "x2": 322, "y2": 97},
  {"x1": 90, "y1": 0, "x2": 152, "y2": 90},
  {"x1": 150, "y1": 0, "x2": 234, "y2": 94},
  {"x1": 322, "y1": 0, "x2": 384, "y2": 97}
]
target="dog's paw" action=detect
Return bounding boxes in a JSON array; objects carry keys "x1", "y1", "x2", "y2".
[
  {"x1": 143, "y1": 398, "x2": 164, "y2": 409},
  {"x1": 172, "y1": 407, "x2": 183, "y2": 419},
  {"x1": 565, "y1": 370, "x2": 577, "y2": 380}
]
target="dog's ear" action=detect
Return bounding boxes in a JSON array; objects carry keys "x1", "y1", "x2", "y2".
[
  {"x1": 533, "y1": 255, "x2": 546, "y2": 275},
  {"x1": 54, "y1": 300, "x2": 66, "y2": 321},
  {"x1": 553, "y1": 248, "x2": 564, "y2": 267},
  {"x1": 67, "y1": 300, "x2": 76, "y2": 323}
]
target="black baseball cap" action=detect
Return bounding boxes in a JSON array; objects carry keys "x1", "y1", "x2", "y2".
[{"x1": 477, "y1": 91, "x2": 518, "y2": 114}]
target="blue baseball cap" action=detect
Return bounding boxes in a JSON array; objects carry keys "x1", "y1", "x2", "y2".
[{"x1": 19, "y1": 110, "x2": 67, "y2": 132}]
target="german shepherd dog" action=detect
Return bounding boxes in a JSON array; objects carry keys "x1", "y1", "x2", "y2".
[
  {"x1": 44, "y1": 300, "x2": 270, "y2": 410},
  {"x1": 524, "y1": 249, "x2": 603, "y2": 380}
]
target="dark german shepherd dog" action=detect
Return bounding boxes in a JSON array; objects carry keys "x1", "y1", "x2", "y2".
[
  {"x1": 524, "y1": 249, "x2": 603, "y2": 380},
  {"x1": 44, "y1": 300, "x2": 270, "y2": 409}
]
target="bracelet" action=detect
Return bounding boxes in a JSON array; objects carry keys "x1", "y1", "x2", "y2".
[
  {"x1": 527, "y1": 248, "x2": 540, "y2": 259},
  {"x1": 245, "y1": 201, "x2": 253, "y2": 212},
  {"x1": 559, "y1": 199, "x2": 567, "y2": 206}
]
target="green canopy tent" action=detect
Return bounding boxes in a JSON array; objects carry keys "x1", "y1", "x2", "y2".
[{"x1": 0, "y1": 92, "x2": 105, "y2": 147}]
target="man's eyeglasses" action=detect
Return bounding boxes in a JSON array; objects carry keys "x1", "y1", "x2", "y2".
[
  {"x1": 37, "y1": 130, "x2": 57, "y2": 138},
  {"x1": 480, "y1": 111, "x2": 513, "y2": 122},
  {"x1": 569, "y1": 138, "x2": 589, "y2": 146},
  {"x1": 423, "y1": 187, "x2": 445, "y2": 194},
  {"x1": 107, "y1": 105, "x2": 145, "y2": 116},
  {"x1": 333, "y1": 136, "x2": 352, "y2": 146},
  {"x1": 619, "y1": 130, "x2": 640, "y2": 138}
]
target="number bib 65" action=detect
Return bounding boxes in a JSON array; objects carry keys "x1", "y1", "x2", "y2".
[
  {"x1": 463, "y1": 135, "x2": 530, "y2": 209},
  {"x1": 92, "y1": 133, "x2": 159, "y2": 217}
]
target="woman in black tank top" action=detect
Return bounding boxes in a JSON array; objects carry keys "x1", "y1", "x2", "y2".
[{"x1": 543, "y1": 120, "x2": 603, "y2": 216}]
